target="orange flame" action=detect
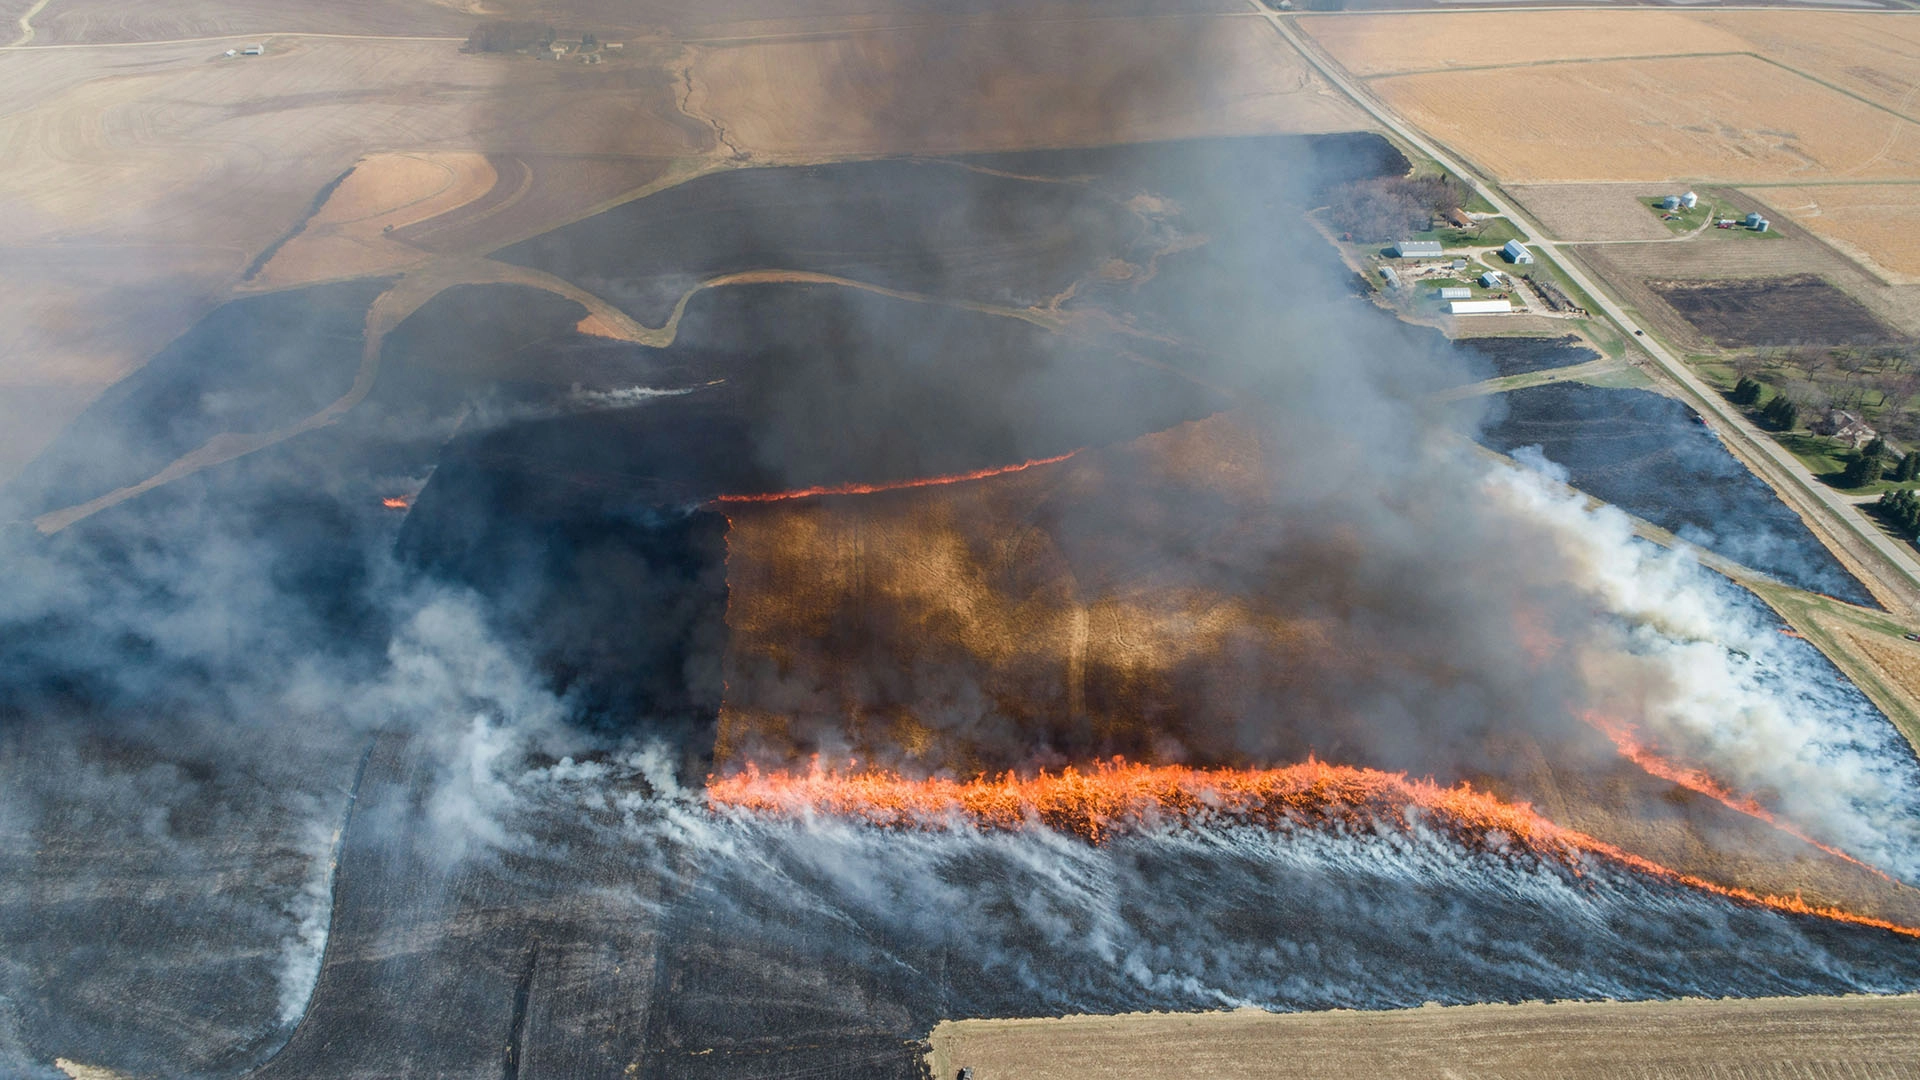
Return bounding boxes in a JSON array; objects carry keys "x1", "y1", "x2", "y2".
[
  {"x1": 707, "y1": 758, "x2": 1920, "y2": 939},
  {"x1": 380, "y1": 496, "x2": 411, "y2": 510},
  {"x1": 712, "y1": 451, "x2": 1079, "y2": 504},
  {"x1": 1582, "y1": 712, "x2": 1888, "y2": 879}
]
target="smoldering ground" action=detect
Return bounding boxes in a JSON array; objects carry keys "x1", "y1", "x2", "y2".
[{"x1": 3, "y1": 12, "x2": 1920, "y2": 1080}]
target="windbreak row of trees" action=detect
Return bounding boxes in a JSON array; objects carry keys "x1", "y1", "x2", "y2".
[{"x1": 1327, "y1": 175, "x2": 1470, "y2": 242}]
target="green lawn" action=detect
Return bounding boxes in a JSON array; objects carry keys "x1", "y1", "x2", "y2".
[
  {"x1": 1409, "y1": 216, "x2": 1523, "y2": 249},
  {"x1": 1644, "y1": 196, "x2": 1713, "y2": 235},
  {"x1": 1575, "y1": 365, "x2": 1652, "y2": 390}
]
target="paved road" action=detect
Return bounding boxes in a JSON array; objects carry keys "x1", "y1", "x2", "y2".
[{"x1": 1256, "y1": 0, "x2": 1920, "y2": 611}]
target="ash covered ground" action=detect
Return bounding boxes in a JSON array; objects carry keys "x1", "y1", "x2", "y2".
[{"x1": 4, "y1": 134, "x2": 1920, "y2": 1080}]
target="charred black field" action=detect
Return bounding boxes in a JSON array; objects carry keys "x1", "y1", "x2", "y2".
[
  {"x1": 1650, "y1": 275, "x2": 1898, "y2": 349},
  {"x1": 6, "y1": 133, "x2": 1920, "y2": 1080},
  {"x1": 1475, "y1": 381, "x2": 1876, "y2": 605}
]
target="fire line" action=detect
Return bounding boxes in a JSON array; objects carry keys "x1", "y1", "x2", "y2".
[
  {"x1": 711, "y1": 451, "x2": 1080, "y2": 504},
  {"x1": 1582, "y1": 711, "x2": 1889, "y2": 880},
  {"x1": 707, "y1": 757, "x2": 1920, "y2": 940}
]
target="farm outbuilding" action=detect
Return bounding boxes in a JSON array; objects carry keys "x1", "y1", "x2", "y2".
[
  {"x1": 1381, "y1": 267, "x2": 1402, "y2": 289},
  {"x1": 1682, "y1": 191, "x2": 1698, "y2": 208},
  {"x1": 1437, "y1": 287, "x2": 1471, "y2": 299},
  {"x1": 1502, "y1": 240, "x2": 1534, "y2": 264},
  {"x1": 1661, "y1": 195, "x2": 1681, "y2": 211},
  {"x1": 1449, "y1": 299, "x2": 1513, "y2": 315},
  {"x1": 1392, "y1": 240, "x2": 1444, "y2": 258},
  {"x1": 1479, "y1": 270, "x2": 1504, "y2": 288}
]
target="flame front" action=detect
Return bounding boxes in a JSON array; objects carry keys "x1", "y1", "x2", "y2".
[
  {"x1": 380, "y1": 496, "x2": 411, "y2": 510},
  {"x1": 707, "y1": 757, "x2": 1920, "y2": 939},
  {"x1": 712, "y1": 451, "x2": 1079, "y2": 504},
  {"x1": 1582, "y1": 711, "x2": 1887, "y2": 878}
]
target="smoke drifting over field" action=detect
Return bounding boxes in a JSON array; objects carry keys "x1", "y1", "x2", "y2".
[{"x1": 3, "y1": 7, "x2": 1919, "y2": 1074}]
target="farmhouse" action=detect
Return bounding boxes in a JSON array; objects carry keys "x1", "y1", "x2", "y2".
[
  {"x1": 1392, "y1": 240, "x2": 1443, "y2": 258},
  {"x1": 1502, "y1": 239, "x2": 1534, "y2": 265},
  {"x1": 1812, "y1": 409, "x2": 1877, "y2": 449},
  {"x1": 1450, "y1": 299, "x2": 1513, "y2": 316}
]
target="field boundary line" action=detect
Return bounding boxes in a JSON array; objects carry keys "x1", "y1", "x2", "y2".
[{"x1": 1359, "y1": 51, "x2": 1749, "y2": 80}]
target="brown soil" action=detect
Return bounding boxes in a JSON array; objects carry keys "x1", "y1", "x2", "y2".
[
  {"x1": 927, "y1": 995, "x2": 1920, "y2": 1080},
  {"x1": 1509, "y1": 184, "x2": 1679, "y2": 243}
]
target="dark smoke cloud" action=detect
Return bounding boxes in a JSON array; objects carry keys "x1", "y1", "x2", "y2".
[{"x1": 4, "y1": 4, "x2": 1919, "y2": 1075}]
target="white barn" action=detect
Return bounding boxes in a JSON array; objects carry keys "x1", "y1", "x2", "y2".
[
  {"x1": 1502, "y1": 239, "x2": 1534, "y2": 265},
  {"x1": 1392, "y1": 240, "x2": 1444, "y2": 258},
  {"x1": 1449, "y1": 299, "x2": 1513, "y2": 316}
]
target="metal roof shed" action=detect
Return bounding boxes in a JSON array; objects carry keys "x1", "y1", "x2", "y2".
[
  {"x1": 1449, "y1": 299, "x2": 1513, "y2": 316},
  {"x1": 1501, "y1": 240, "x2": 1534, "y2": 264},
  {"x1": 1392, "y1": 240, "x2": 1444, "y2": 258}
]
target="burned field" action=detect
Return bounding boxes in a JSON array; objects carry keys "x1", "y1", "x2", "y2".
[
  {"x1": 1650, "y1": 275, "x2": 1897, "y2": 349},
  {"x1": 1477, "y1": 382, "x2": 1874, "y2": 605},
  {"x1": 1455, "y1": 334, "x2": 1597, "y2": 380},
  {"x1": 8, "y1": 131, "x2": 1920, "y2": 1080}
]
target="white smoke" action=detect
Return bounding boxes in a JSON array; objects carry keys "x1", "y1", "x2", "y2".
[
  {"x1": 1488, "y1": 452, "x2": 1920, "y2": 879},
  {"x1": 275, "y1": 813, "x2": 338, "y2": 1026}
]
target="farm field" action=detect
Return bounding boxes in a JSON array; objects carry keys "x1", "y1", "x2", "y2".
[
  {"x1": 0, "y1": 33, "x2": 701, "y2": 481},
  {"x1": 0, "y1": 6, "x2": 1372, "y2": 484},
  {"x1": 1567, "y1": 227, "x2": 1920, "y2": 345},
  {"x1": 1367, "y1": 55, "x2": 1920, "y2": 184},
  {"x1": 928, "y1": 996, "x2": 1920, "y2": 1080},
  {"x1": 685, "y1": 14, "x2": 1367, "y2": 159},
  {"x1": 1652, "y1": 275, "x2": 1895, "y2": 348},
  {"x1": 1298, "y1": 10, "x2": 1756, "y2": 77},
  {"x1": 1752, "y1": 185, "x2": 1920, "y2": 283},
  {"x1": 15, "y1": 0, "x2": 473, "y2": 44},
  {"x1": 1507, "y1": 184, "x2": 1679, "y2": 243},
  {"x1": 1301, "y1": 11, "x2": 1920, "y2": 185}
]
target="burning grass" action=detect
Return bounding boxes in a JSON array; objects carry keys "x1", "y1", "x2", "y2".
[
  {"x1": 713, "y1": 451, "x2": 1079, "y2": 505},
  {"x1": 708, "y1": 757, "x2": 1920, "y2": 940}
]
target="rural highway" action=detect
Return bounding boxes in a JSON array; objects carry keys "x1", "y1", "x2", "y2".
[{"x1": 1254, "y1": 0, "x2": 1920, "y2": 611}]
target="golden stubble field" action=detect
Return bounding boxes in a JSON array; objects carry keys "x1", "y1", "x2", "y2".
[
  {"x1": 1749, "y1": 184, "x2": 1920, "y2": 282},
  {"x1": 928, "y1": 996, "x2": 1920, "y2": 1080},
  {"x1": 1300, "y1": 10, "x2": 1920, "y2": 279}
]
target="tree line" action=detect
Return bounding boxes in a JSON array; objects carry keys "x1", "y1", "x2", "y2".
[{"x1": 1326, "y1": 174, "x2": 1469, "y2": 242}]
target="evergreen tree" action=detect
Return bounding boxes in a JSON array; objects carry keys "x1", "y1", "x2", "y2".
[
  {"x1": 1899, "y1": 451, "x2": 1920, "y2": 482},
  {"x1": 1732, "y1": 376, "x2": 1762, "y2": 405}
]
